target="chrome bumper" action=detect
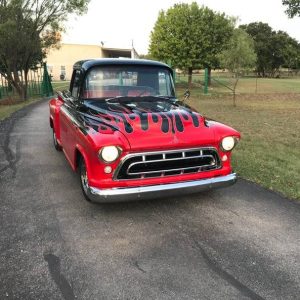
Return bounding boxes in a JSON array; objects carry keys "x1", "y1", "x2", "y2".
[{"x1": 87, "y1": 173, "x2": 237, "y2": 203}]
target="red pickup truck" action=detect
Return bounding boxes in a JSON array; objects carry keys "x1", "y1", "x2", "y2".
[{"x1": 49, "y1": 59, "x2": 240, "y2": 203}]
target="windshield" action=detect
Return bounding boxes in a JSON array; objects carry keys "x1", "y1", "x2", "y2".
[{"x1": 83, "y1": 65, "x2": 175, "y2": 99}]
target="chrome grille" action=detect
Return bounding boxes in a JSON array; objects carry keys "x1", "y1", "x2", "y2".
[{"x1": 114, "y1": 148, "x2": 221, "y2": 180}]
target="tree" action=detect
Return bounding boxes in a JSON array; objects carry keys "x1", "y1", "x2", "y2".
[
  {"x1": 282, "y1": 0, "x2": 300, "y2": 18},
  {"x1": 269, "y1": 31, "x2": 299, "y2": 76},
  {"x1": 280, "y1": 33, "x2": 300, "y2": 71},
  {"x1": 149, "y1": 2, "x2": 234, "y2": 88},
  {"x1": 240, "y1": 22, "x2": 274, "y2": 77},
  {"x1": 0, "y1": 0, "x2": 90, "y2": 101},
  {"x1": 240, "y1": 22, "x2": 300, "y2": 77},
  {"x1": 0, "y1": 2, "x2": 42, "y2": 100},
  {"x1": 219, "y1": 28, "x2": 257, "y2": 106}
]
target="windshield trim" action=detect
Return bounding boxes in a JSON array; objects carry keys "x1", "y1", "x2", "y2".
[{"x1": 81, "y1": 65, "x2": 176, "y2": 100}]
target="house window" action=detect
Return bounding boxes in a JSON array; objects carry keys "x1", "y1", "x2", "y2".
[
  {"x1": 47, "y1": 65, "x2": 53, "y2": 73},
  {"x1": 60, "y1": 66, "x2": 66, "y2": 75},
  {"x1": 60, "y1": 66, "x2": 66, "y2": 80}
]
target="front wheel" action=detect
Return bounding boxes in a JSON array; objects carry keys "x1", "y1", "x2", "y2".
[
  {"x1": 79, "y1": 158, "x2": 92, "y2": 202},
  {"x1": 52, "y1": 129, "x2": 62, "y2": 151}
]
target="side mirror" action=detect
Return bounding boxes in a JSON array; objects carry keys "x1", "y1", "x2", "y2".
[
  {"x1": 57, "y1": 91, "x2": 65, "y2": 102},
  {"x1": 63, "y1": 90, "x2": 83, "y2": 108},
  {"x1": 62, "y1": 90, "x2": 72, "y2": 98}
]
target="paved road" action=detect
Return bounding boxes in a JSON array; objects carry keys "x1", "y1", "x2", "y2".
[{"x1": 0, "y1": 100, "x2": 299, "y2": 300}]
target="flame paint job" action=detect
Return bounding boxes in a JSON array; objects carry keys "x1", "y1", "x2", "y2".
[{"x1": 83, "y1": 97, "x2": 201, "y2": 134}]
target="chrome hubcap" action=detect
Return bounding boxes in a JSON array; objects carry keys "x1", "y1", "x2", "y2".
[{"x1": 53, "y1": 131, "x2": 58, "y2": 146}]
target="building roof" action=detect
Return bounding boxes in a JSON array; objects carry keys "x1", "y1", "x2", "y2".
[{"x1": 101, "y1": 47, "x2": 132, "y2": 52}]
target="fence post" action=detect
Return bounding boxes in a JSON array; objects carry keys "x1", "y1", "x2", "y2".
[
  {"x1": 0, "y1": 76, "x2": 2, "y2": 99},
  {"x1": 204, "y1": 68, "x2": 208, "y2": 95},
  {"x1": 42, "y1": 63, "x2": 54, "y2": 97}
]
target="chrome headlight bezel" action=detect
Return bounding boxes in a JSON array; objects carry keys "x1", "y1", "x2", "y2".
[
  {"x1": 220, "y1": 136, "x2": 238, "y2": 152},
  {"x1": 98, "y1": 146, "x2": 122, "y2": 163}
]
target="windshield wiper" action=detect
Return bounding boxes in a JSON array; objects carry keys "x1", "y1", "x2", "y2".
[
  {"x1": 155, "y1": 95, "x2": 176, "y2": 100},
  {"x1": 104, "y1": 95, "x2": 177, "y2": 105},
  {"x1": 105, "y1": 96, "x2": 127, "y2": 103}
]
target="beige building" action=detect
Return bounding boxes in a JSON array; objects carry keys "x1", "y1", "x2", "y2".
[{"x1": 46, "y1": 43, "x2": 139, "y2": 81}]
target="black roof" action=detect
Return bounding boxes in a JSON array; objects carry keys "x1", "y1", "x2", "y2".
[{"x1": 73, "y1": 58, "x2": 171, "y2": 71}]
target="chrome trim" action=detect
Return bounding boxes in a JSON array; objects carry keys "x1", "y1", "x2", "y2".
[
  {"x1": 98, "y1": 146, "x2": 123, "y2": 164},
  {"x1": 113, "y1": 147, "x2": 221, "y2": 180},
  {"x1": 220, "y1": 136, "x2": 239, "y2": 152},
  {"x1": 127, "y1": 159, "x2": 216, "y2": 175},
  {"x1": 128, "y1": 154, "x2": 214, "y2": 166},
  {"x1": 86, "y1": 173, "x2": 237, "y2": 203}
]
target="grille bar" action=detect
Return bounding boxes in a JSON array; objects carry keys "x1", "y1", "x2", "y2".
[
  {"x1": 114, "y1": 147, "x2": 221, "y2": 180},
  {"x1": 127, "y1": 155, "x2": 215, "y2": 175}
]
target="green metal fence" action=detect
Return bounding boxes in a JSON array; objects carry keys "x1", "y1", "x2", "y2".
[{"x1": 0, "y1": 63, "x2": 53, "y2": 101}]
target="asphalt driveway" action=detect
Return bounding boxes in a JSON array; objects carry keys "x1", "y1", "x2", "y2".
[{"x1": 0, "y1": 99, "x2": 299, "y2": 300}]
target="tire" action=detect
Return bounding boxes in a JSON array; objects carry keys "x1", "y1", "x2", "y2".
[
  {"x1": 79, "y1": 158, "x2": 92, "y2": 202},
  {"x1": 52, "y1": 129, "x2": 62, "y2": 151}
]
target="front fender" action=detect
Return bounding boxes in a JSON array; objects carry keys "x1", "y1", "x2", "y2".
[
  {"x1": 49, "y1": 97, "x2": 64, "y2": 141},
  {"x1": 75, "y1": 144, "x2": 91, "y2": 173}
]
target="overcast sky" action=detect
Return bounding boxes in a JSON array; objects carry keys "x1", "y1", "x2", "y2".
[{"x1": 63, "y1": 0, "x2": 300, "y2": 54}]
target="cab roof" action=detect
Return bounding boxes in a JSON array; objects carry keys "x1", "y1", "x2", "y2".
[{"x1": 73, "y1": 58, "x2": 171, "y2": 71}]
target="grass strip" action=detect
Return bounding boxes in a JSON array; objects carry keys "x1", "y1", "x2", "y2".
[
  {"x1": 0, "y1": 98, "x2": 41, "y2": 121},
  {"x1": 179, "y1": 88, "x2": 300, "y2": 200}
]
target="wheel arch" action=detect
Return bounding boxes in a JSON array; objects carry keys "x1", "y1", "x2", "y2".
[
  {"x1": 49, "y1": 117, "x2": 54, "y2": 129},
  {"x1": 74, "y1": 145, "x2": 90, "y2": 173}
]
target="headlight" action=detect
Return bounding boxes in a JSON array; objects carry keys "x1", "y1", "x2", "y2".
[
  {"x1": 99, "y1": 146, "x2": 121, "y2": 163},
  {"x1": 221, "y1": 137, "x2": 237, "y2": 152}
]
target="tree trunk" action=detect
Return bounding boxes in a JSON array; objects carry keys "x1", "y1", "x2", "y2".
[
  {"x1": 255, "y1": 74, "x2": 258, "y2": 94},
  {"x1": 8, "y1": 74, "x2": 22, "y2": 100},
  {"x1": 208, "y1": 67, "x2": 212, "y2": 86},
  {"x1": 1, "y1": 64, "x2": 26, "y2": 101},
  {"x1": 232, "y1": 77, "x2": 239, "y2": 107},
  {"x1": 188, "y1": 67, "x2": 193, "y2": 89},
  {"x1": 24, "y1": 69, "x2": 29, "y2": 101},
  {"x1": 12, "y1": 69, "x2": 27, "y2": 101}
]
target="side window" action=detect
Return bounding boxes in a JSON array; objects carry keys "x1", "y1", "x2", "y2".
[
  {"x1": 71, "y1": 70, "x2": 81, "y2": 98},
  {"x1": 158, "y1": 71, "x2": 173, "y2": 96},
  {"x1": 158, "y1": 72, "x2": 167, "y2": 95}
]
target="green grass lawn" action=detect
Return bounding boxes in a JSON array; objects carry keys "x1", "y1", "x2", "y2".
[
  {"x1": 177, "y1": 87, "x2": 300, "y2": 200},
  {"x1": 0, "y1": 98, "x2": 41, "y2": 121},
  {"x1": 177, "y1": 74, "x2": 300, "y2": 94},
  {"x1": 52, "y1": 81, "x2": 70, "y2": 92},
  {"x1": 212, "y1": 77, "x2": 300, "y2": 94},
  {"x1": 0, "y1": 81, "x2": 69, "y2": 121},
  {"x1": 0, "y1": 81, "x2": 70, "y2": 121}
]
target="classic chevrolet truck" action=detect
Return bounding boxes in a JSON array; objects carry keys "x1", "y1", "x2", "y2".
[{"x1": 49, "y1": 59, "x2": 240, "y2": 202}]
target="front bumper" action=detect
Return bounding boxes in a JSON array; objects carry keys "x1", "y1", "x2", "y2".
[{"x1": 87, "y1": 173, "x2": 237, "y2": 203}]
